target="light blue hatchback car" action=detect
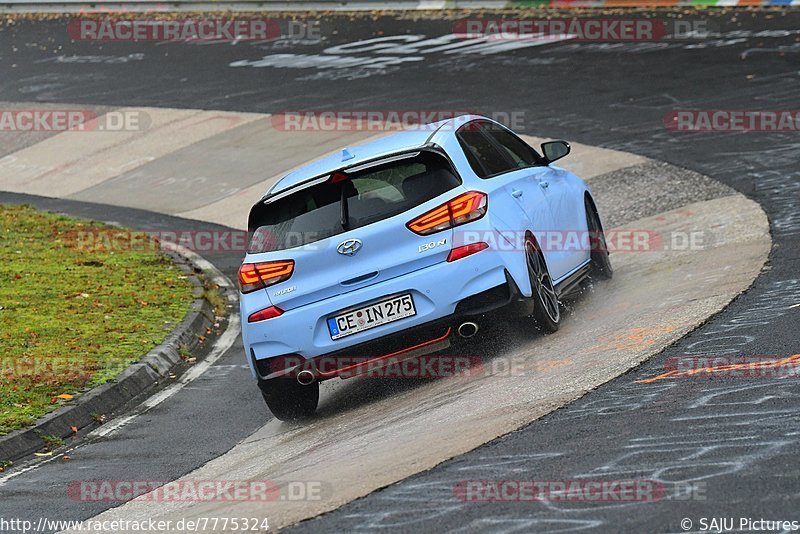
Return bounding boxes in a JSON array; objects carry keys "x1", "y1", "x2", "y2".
[{"x1": 239, "y1": 115, "x2": 612, "y2": 420}]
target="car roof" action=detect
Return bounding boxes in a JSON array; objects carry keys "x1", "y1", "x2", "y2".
[{"x1": 264, "y1": 115, "x2": 485, "y2": 197}]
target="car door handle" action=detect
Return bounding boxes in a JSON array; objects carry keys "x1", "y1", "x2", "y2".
[
  {"x1": 539, "y1": 181, "x2": 549, "y2": 189},
  {"x1": 511, "y1": 189, "x2": 524, "y2": 198}
]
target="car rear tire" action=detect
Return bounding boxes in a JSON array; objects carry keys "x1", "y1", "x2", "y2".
[
  {"x1": 525, "y1": 236, "x2": 560, "y2": 333},
  {"x1": 259, "y1": 378, "x2": 319, "y2": 421},
  {"x1": 586, "y1": 198, "x2": 613, "y2": 280}
]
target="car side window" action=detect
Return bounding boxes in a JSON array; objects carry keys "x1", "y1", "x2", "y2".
[
  {"x1": 482, "y1": 122, "x2": 541, "y2": 168},
  {"x1": 456, "y1": 122, "x2": 515, "y2": 178}
]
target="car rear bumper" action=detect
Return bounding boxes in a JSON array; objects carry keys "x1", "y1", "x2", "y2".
[
  {"x1": 251, "y1": 271, "x2": 522, "y2": 383},
  {"x1": 242, "y1": 250, "x2": 524, "y2": 380}
]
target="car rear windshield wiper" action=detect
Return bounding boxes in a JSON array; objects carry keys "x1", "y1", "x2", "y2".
[{"x1": 340, "y1": 183, "x2": 350, "y2": 231}]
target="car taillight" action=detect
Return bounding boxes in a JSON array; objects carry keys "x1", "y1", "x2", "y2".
[
  {"x1": 248, "y1": 306, "x2": 284, "y2": 323},
  {"x1": 406, "y1": 191, "x2": 487, "y2": 236},
  {"x1": 447, "y1": 242, "x2": 489, "y2": 262},
  {"x1": 238, "y1": 260, "x2": 294, "y2": 294}
]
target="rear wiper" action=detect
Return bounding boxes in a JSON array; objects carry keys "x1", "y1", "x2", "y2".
[{"x1": 340, "y1": 184, "x2": 350, "y2": 231}]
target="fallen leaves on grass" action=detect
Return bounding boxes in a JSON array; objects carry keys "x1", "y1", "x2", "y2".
[{"x1": 0, "y1": 204, "x2": 194, "y2": 435}]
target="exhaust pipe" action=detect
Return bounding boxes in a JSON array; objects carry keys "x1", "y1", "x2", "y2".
[
  {"x1": 296, "y1": 369, "x2": 316, "y2": 386},
  {"x1": 458, "y1": 322, "x2": 479, "y2": 339}
]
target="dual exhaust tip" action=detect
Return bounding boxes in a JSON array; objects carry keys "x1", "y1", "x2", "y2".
[{"x1": 294, "y1": 321, "x2": 480, "y2": 385}]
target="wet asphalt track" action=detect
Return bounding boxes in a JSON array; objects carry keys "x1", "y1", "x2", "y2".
[{"x1": 1, "y1": 9, "x2": 800, "y2": 532}]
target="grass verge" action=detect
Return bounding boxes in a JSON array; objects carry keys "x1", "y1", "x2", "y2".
[{"x1": 0, "y1": 204, "x2": 195, "y2": 436}]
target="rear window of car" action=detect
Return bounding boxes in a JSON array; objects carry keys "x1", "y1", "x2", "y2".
[{"x1": 247, "y1": 150, "x2": 461, "y2": 253}]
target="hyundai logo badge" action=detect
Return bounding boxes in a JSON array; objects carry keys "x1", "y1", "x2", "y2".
[{"x1": 337, "y1": 238, "x2": 362, "y2": 256}]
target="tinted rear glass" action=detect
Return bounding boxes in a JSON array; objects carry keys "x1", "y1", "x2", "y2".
[{"x1": 247, "y1": 151, "x2": 461, "y2": 253}]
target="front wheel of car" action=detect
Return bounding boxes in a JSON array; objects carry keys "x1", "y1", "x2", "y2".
[
  {"x1": 525, "y1": 236, "x2": 560, "y2": 333},
  {"x1": 259, "y1": 378, "x2": 319, "y2": 421},
  {"x1": 586, "y1": 198, "x2": 613, "y2": 280}
]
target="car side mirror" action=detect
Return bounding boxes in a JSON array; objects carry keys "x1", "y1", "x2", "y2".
[{"x1": 541, "y1": 140, "x2": 570, "y2": 164}]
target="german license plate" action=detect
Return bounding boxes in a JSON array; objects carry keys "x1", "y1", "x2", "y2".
[{"x1": 327, "y1": 294, "x2": 416, "y2": 340}]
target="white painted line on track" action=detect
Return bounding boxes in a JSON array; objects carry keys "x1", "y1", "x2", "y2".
[
  {"x1": 90, "y1": 244, "x2": 240, "y2": 440},
  {"x1": 88, "y1": 315, "x2": 240, "y2": 439},
  {"x1": 0, "y1": 244, "x2": 240, "y2": 486}
]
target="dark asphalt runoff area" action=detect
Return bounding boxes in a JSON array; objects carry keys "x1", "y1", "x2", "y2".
[{"x1": 1, "y1": 9, "x2": 800, "y2": 533}]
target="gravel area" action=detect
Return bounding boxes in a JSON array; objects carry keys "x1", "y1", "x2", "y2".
[{"x1": 587, "y1": 160, "x2": 736, "y2": 229}]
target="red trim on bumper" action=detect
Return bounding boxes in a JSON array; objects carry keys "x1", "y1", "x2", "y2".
[{"x1": 315, "y1": 327, "x2": 452, "y2": 379}]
